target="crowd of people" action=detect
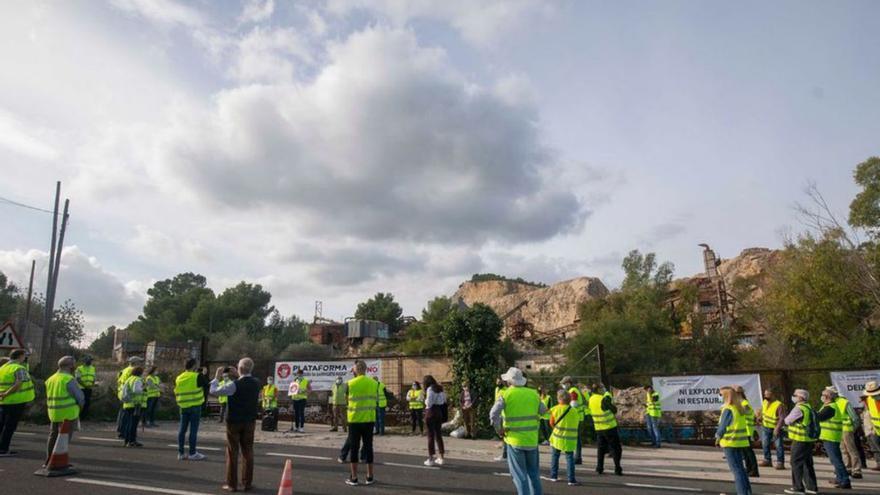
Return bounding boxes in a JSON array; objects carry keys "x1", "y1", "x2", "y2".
[{"x1": 2, "y1": 350, "x2": 880, "y2": 494}]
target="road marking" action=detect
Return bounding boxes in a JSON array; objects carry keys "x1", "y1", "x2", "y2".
[
  {"x1": 381, "y1": 461, "x2": 440, "y2": 470},
  {"x1": 166, "y1": 444, "x2": 223, "y2": 451},
  {"x1": 625, "y1": 482, "x2": 702, "y2": 492},
  {"x1": 267, "y1": 452, "x2": 333, "y2": 461},
  {"x1": 79, "y1": 436, "x2": 119, "y2": 442},
  {"x1": 68, "y1": 478, "x2": 214, "y2": 495},
  {"x1": 15, "y1": 432, "x2": 36, "y2": 436},
  {"x1": 493, "y1": 472, "x2": 511, "y2": 477}
]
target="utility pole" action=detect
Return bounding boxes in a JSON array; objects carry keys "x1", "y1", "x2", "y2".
[
  {"x1": 597, "y1": 343, "x2": 609, "y2": 389},
  {"x1": 44, "y1": 198, "x2": 70, "y2": 368},
  {"x1": 41, "y1": 182, "x2": 61, "y2": 372},
  {"x1": 22, "y1": 260, "x2": 35, "y2": 341}
]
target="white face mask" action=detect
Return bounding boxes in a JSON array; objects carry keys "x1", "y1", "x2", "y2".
[
  {"x1": 412, "y1": 384, "x2": 418, "y2": 390},
  {"x1": 791, "y1": 396, "x2": 798, "y2": 403},
  {"x1": 267, "y1": 380, "x2": 273, "y2": 385},
  {"x1": 222, "y1": 374, "x2": 229, "y2": 379}
]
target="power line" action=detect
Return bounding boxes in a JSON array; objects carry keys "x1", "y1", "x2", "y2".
[{"x1": 0, "y1": 195, "x2": 57, "y2": 215}]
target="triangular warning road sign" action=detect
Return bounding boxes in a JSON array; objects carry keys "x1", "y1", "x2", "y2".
[{"x1": 0, "y1": 321, "x2": 24, "y2": 349}]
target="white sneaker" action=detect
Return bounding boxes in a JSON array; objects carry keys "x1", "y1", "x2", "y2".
[
  {"x1": 424, "y1": 458, "x2": 437, "y2": 467},
  {"x1": 493, "y1": 455, "x2": 505, "y2": 462},
  {"x1": 299, "y1": 427, "x2": 305, "y2": 433},
  {"x1": 435, "y1": 456, "x2": 444, "y2": 466},
  {"x1": 188, "y1": 452, "x2": 206, "y2": 461},
  {"x1": 177, "y1": 453, "x2": 188, "y2": 461}
]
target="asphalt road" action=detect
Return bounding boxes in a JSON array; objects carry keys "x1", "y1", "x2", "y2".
[{"x1": 0, "y1": 428, "x2": 875, "y2": 494}]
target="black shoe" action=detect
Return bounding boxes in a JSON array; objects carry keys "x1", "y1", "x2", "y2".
[
  {"x1": 851, "y1": 472, "x2": 863, "y2": 479},
  {"x1": 614, "y1": 468, "x2": 623, "y2": 476},
  {"x1": 0, "y1": 450, "x2": 17, "y2": 457},
  {"x1": 345, "y1": 478, "x2": 358, "y2": 486},
  {"x1": 365, "y1": 477, "x2": 375, "y2": 485},
  {"x1": 574, "y1": 460, "x2": 583, "y2": 465},
  {"x1": 595, "y1": 470, "x2": 604, "y2": 475}
]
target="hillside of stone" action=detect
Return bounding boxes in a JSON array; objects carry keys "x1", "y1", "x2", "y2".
[{"x1": 453, "y1": 277, "x2": 609, "y2": 334}]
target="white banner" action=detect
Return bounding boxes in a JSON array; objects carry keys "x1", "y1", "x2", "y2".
[
  {"x1": 652, "y1": 374, "x2": 763, "y2": 412},
  {"x1": 274, "y1": 360, "x2": 382, "y2": 393},
  {"x1": 830, "y1": 370, "x2": 880, "y2": 405}
]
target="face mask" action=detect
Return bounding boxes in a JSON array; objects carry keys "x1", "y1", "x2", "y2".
[
  {"x1": 267, "y1": 380, "x2": 273, "y2": 385},
  {"x1": 412, "y1": 384, "x2": 417, "y2": 390},
  {"x1": 223, "y1": 374, "x2": 229, "y2": 379},
  {"x1": 791, "y1": 396, "x2": 798, "y2": 403}
]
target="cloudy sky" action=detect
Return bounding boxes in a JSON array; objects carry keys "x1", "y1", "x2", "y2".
[{"x1": 1, "y1": 0, "x2": 878, "y2": 342}]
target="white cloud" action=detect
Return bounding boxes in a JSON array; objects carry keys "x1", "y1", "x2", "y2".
[
  {"x1": 238, "y1": 0, "x2": 275, "y2": 25},
  {"x1": 0, "y1": 247, "x2": 145, "y2": 339},
  {"x1": 127, "y1": 225, "x2": 212, "y2": 262},
  {"x1": 325, "y1": 0, "x2": 554, "y2": 46},
  {"x1": 109, "y1": 0, "x2": 204, "y2": 28},
  {"x1": 230, "y1": 27, "x2": 314, "y2": 83},
  {"x1": 0, "y1": 108, "x2": 59, "y2": 161},
  {"x1": 155, "y1": 27, "x2": 584, "y2": 244}
]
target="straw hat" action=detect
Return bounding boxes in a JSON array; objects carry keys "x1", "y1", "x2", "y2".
[{"x1": 864, "y1": 381, "x2": 880, "y2": 397}]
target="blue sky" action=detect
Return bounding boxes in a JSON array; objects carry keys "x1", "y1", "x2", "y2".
[{"x1": 0, "y1": 0, "x2": 877, "y2": 342}]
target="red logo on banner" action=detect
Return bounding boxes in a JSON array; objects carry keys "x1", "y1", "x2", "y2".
[{"x1": 277, "y1": 363, "x2": 292, "y2": 379}]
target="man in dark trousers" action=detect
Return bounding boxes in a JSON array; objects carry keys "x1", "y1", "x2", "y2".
[{"x1": 211, "y1": 357, "x2": 261, "y2": 492}]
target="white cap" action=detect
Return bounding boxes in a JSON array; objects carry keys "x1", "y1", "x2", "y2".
[{"x1": 501, "y1": 367, "x2": 526, "y2": 387}]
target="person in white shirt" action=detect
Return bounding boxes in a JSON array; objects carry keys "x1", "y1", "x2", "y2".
[{"x1": 423, "y1": 375, "x2": 447, "y2": 467}]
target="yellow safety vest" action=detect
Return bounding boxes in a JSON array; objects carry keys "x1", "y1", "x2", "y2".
[
  {"x1": 117, "y1": 365, "x2": 133, "y2": 400},
  {"x1": 568, "y1": 386, "x2": 586, "y2": 420},
  {"x1": 835, "y1": 397, "x2": 854, "y2": 433},
  {"x1": 646, "y1": 391, "x2": 661, "y2": 418},
  {"x1": 262, "y1": 384, "x2": 278, "y2": 408},
  {"x1": 0, "y1": 362, "x2": 35, "y2": 405},
  {"x1": 549, "y1": 403, "x2": 579, "y2": 453},
  {"x1": 501, "y1": 386, "x2": 541, "y2": 448},
  {"x1": 377, "y1": 381, "x2": 387, "y2": 408},
  {"x1": 719, "y1": 405, "x2": 750, "y2": 448},
  {"x1": 540, "y1": 395, "x2": 552, "y2": 420},
  {"x1": 495, "y1": 387, "x2": 504, "y2": 401},
  {"x1": 868, "y1": 398, "x2": 880, "y2": 432},
  {"x1": 174, "y1": 370, "x2": 205, "y2": 409},
  {"x1": 46, "y1": 371, "x2": 79, "y2": 422},
  {"x1": 123, "y1": 375, "x2": 146, "y2": 409},
  {"x1": 742, "y1": 399, "x2": 755, "y2": 436},
  {"x1": 589, "y1": 392, "x2": 617, "y2": 431},
  {"x1": 330, "y1": 382, "x2": 347, "y2": 406},
  {"x1": 788, "y1": 403, "x2": 817, "y2": 443},
  {"x1": 217, "y1": 379, "x2": 231, "y2": 404},
  {"x1": 76, "y1": 364, "x2": 96, "y2": 388},
  {"x1": 762, "y1": 399, "x2": 781, "y2": 429},
  {"x1": 819, "y1": 403, "x2": 844, "y2": 443},
  {"x1": 407, "y1": 389, "x2": 424, "y2": 410},
  {"x1": 347, "y1": 375, "x2": 379, "y2": 424},
  {"x1": 292, "y1": 378, "x2": 309, "y2": 400},
  {"x1": 145, "y1": 375, "x2": 161, "y2": 398}
]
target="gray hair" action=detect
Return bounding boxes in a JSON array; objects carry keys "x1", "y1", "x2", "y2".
[
  {"x1": 58, "y1": 355, "x2": 75, "y2": 370},
  {"x1": 793, "y1": 388, "x2": 809, "y2": 401},
  {"x1": 355, "y1": 360, "x2": 367, "y2": 374},
  {"x1": 238, "y1": 357, "x2": 254, "y2": 375}
]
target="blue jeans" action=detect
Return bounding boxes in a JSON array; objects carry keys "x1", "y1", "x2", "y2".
[
  {"x1": 145, "y1": 397, "x2": 159, "y2": 425},
  {"x1": 292, "y1": 399, "x2": 306, "y2": 429},
  {"x1": 375, "y1": 407, "x2": 386, "y2": 435},
  {"x1": 178, "y1": 406, "x2": 201, "y2": 455},
  {"x1": 507, "y1": 444, "x2": 543, "y2": 495},
  {"x1": 824, "y1": 441, "x2": 850, "y2": 485},
  {"x1": 645, "y1": 414, "x2": 661, "y2": 446},
  {"x1": 723, "y1": 447, "x2": 752, "y2": 495},
  {"x1": 550, "y1": 447, "x2": 576, "y2": 483},
  {"x1": 760, "y1": 426, "x2": 783, "y2": 464},
  {"x1": 121, "y1": 408, "x2": 139, "y2": 444}
]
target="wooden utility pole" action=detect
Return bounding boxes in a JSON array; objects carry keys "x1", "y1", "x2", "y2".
[
  {"x1": 597, "y1": 343, "x2": 609, "y2": 388},
  {"x1": 22, "y1": 260, "x2": 35, "y2": 340},
  {"x1": 44, "y1": 199, "x2": 70, "y2": 368},
  {"x1": 41, "y1": 182, "x2": 61, "y2": 371}
]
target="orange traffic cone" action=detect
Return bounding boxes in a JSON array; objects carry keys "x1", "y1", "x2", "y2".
[
  {"x1": 34, "y1": 419, "x2": 78, "y2": 477},
  {"x1": 277, "y1": 458, "x2": 293, "y2": 495}
]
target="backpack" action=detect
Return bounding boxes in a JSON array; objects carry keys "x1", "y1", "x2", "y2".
[
  {"x1": 121, "y1": 380, "x2": 133, "y2": 403},
  {"x1": 806, "y1": 407, "x2": 820, "y2": 440}
]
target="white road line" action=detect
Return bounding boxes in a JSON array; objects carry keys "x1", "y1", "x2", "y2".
[
  {"x1": 381, "y1": 461, "x2": 440, "y2": 470},
  {"x1": 79, "y1": 436, "x2": 119, "y2": 442},
  {"x1": 15, "y1": 432, "x2": 36, "y2": 436},
  {"x1": 68, "y1": 478, "x2": 214, "y2": 495},
  {"x1": 625, "y1": 482, "x2": 703, "y2": 492},
  {"x1": 166, "y1": 444, "x2": 223, "y2": 451},
  {"x1": 266, "y1": 452, "x2": 333, "y2": 461},
  {"x1": 492, "y1": 472, "x2": 512, "y2": 477}
]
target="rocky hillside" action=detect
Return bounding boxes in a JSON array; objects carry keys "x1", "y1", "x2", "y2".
[{"x1": 453, "y1": 276, "x2": 609, "y2": 335}]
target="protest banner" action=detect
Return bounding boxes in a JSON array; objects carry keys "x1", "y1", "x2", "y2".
[
  {"x1": 274, "y1": 360, "x2": 382, "y2": 392},
  {"x1": 652, "y1": 374, "x2": 763, "y2": 412},
  {"x1": 830, "y1": 370, "x2": 880, "y2": 405}
]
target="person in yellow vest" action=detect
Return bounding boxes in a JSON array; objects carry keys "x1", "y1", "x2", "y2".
[
  {"x1": 784, "y1": 388, "x2": 818, "y2": 494},
  {"x1": 144, "y1": 366, "x2": 161, "y2": 428},
  {"x1": 407, "y1": 380, "x2": 424, "y2": 435},
  {"x1": 560, "y1": 376, "x2": 586, "y2": 465},
  {"x1": 116, "y1": 355, "x2": 143, "y2": 438},
  {"x1": 74, "y1": 355, "x2": 96, "y2": 420},
  {"x1": 217, "y1": 367, "x2": 232, "y2": 423},
  {"x1": 175, "y1": 358, "x2": 206, "y2": 461},
  {"x1": 287, "y1": 369, "x2": 311, "y2": 433},
  {"x1": 329, "y1": 376, "x2": 348, "y2": 432},
  {"x1": 121, "y1": 366, "x2": 146, "y2": 447},
  {"x1": 715, "y1": 386, "x2": 752, "y2": 495},
  {"x1": 817, "y1": 388, "x2": 852, "y2": 489},
  {"x1": 734, "y1": 385, "x2": 759, "y2": 478},
  {"x1": 0, "y1": 349, "x2": 35, "y2": 456},
  {"x1": 538, "y1": 386, "x2": 552, "y2": 446},
  {"x1": 589, "y1": 383, "x2": 622, "y2": 476},
  {"x1": 490, "y1": 367, "x2": 546, "y2": 495},
  {"x1": 547, "y1": 390, "x2": 581, "y2": 486},
  {"x1": 261, "y1": 376, "x2": 278, "y2": 413},
  {"x1": 44, "y1": 355, "x2": 84, "y2": 465},
  {"x1": 493, "y1": 378, "x2": 508, "y2": 462},
  {"x1": 758, "y1": 388, "x2": 785, "y2": 469},
  {"x1": 825, "y1": 386, "x2": 863, "y2": 479},
  {"x1": 374, "y1": 376, "x2": 388, "y2": 436},
  {"x1": 342, "y1": 360, "x2": 379, "y2": 486},
  {"x1": 645, "y1": 385, "x2": 662, "y2": 448},
  {"x1": 862, "y1": 382, "x2": 880, "y2": 471}
]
